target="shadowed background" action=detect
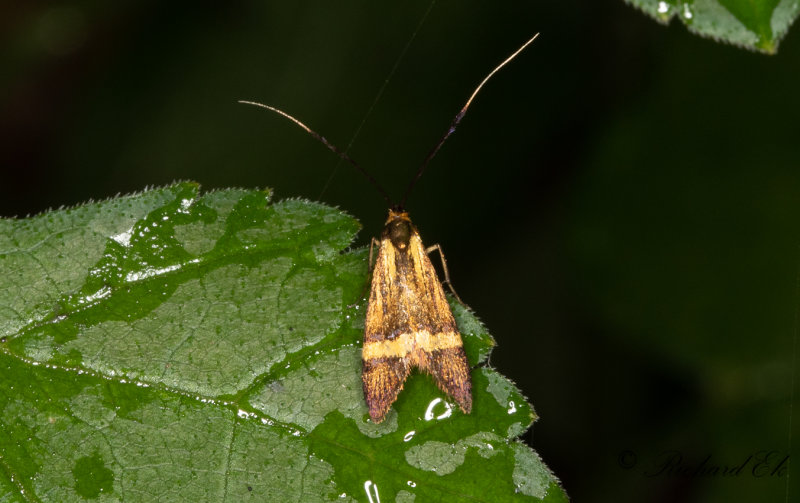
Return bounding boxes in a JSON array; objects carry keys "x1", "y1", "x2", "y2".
[{"x1": 1, "y1": 1, "x2": 798, "y2": 501}]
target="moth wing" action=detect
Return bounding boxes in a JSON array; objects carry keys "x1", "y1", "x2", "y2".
[
  {"x1": 362, "y1": 237, "x2": 411, "y2": 422},
  {"x1": 362, "y1": 355, "x2": 410, "y2": 423},
  {"x1": 407, "y1": 235, "x2": 472, "y2": 414},
  {"x1": 362, "y1": 231, "x2": 472, "y2": 422}
]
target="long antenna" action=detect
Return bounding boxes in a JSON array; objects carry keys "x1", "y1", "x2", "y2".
[
  {"x1": 317, "y1": 0, "x2": 438, "y2": 202},
  {"x1": 238, "y1": 100, "x2": 393, "y2": 206},
  {"x1": 399, "y1": 33, "x2": 539, "y2": 209}
]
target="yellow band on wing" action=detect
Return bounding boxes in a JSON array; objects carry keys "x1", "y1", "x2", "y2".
[{"x1": 362, "y1": 330, "x2": 463, "y2": 360}]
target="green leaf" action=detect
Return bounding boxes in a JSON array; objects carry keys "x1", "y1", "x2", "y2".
[
  {"x1": 625, "y1": 0, "x2": 799, "y2": 53},
  {"x1": 0, "y1": 183, "x2": 566, "y2": 502}
]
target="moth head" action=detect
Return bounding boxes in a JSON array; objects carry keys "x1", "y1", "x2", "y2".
[{"x1": 385, "y1": 209, "x2": 413, "y2": 250}]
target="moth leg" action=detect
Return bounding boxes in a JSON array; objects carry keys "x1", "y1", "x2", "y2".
[
  {"x1": 425, "y1": 244, "x2": 464, "y2": 304},
  {"x1": 368, "y1": 237, "x2": 380, "y2": 271},
  {"x1": 348, "y1": 237, "x2": 381, "y2": 309}
]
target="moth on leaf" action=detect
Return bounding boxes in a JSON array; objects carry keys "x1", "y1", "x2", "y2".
[
  {"x1": 362, "y1": 209, "x2": 471, "y2": 422},
  {"x1": 240, "y1": 34, "x2": 538, "y2": 423}
]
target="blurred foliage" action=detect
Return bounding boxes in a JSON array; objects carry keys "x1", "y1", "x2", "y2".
[
  {"x1": 626, "y1": 0, "x2": 798, "y2": 53},
  {"x1": 1, "y1": 1, "x2": 797, "y2": 502}
]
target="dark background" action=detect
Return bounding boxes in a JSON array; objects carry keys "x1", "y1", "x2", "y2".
[{"x1": 2, "y1": 1, "x2": 797, "y2": 502}]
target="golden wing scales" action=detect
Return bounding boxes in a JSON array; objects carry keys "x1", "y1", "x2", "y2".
[{"x1": 362, "y1": 211, "x2": 471, "y2": 422}]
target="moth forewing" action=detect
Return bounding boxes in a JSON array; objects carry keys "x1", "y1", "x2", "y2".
[{"x1": 362, "y1": 210, "x2": 471, "y2": 423}]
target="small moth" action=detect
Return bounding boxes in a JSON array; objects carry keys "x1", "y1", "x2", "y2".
[
  {"x1": 361, "y1": 209, "x2": 471, "y2": 421},
  {"x1": 240, "y1": 34, "x2": 538, "y2": 422}
]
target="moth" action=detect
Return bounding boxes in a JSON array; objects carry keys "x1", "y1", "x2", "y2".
[
  {"x1": 240, "y1": 33, "x2": 538, "y2": 422},
  {"x1": 361, "y1": 208, "x2": 470, "y2": 422}
]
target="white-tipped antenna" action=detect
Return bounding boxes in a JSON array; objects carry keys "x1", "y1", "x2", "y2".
[
  {"x1": 238, "y1": 100, "x2": 393, "y2": 206},
  {"x1": 399, "y1": 33, "x2": 539, "y2": 209}
]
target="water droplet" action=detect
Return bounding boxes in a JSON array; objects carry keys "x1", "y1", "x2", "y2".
[
  {"x1": 424, "y1": 398, "x2": 453, "y2": 421},
  {"x1": 363, "y1": 480, "x2": 381, "y2": 503},
  {"x1": 110, "y1": 228, "x2": 133, "y2": 247}
]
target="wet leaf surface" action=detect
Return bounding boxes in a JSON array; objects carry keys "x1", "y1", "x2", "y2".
[{"x1": 0, "y1": 183, "x2": 566, "y2": 502}]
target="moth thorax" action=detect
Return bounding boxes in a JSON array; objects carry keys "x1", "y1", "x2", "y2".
[{"x1": 385, "y1": 211, "x2": 413, "y2": 250}]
